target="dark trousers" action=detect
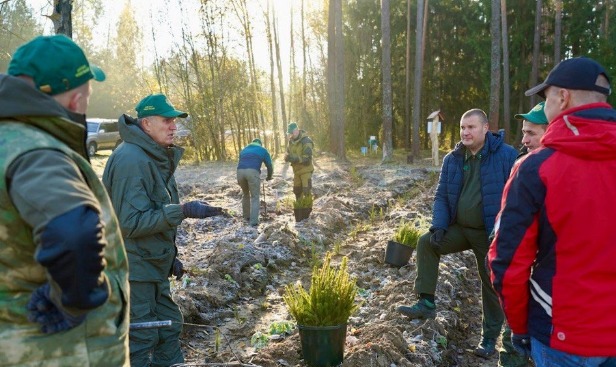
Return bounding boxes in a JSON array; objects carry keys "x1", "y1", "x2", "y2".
[
  {"x1": 414, "y1": 223, "x2": 504, "y2": 340},
  {"x1": 129, "y1": 280, "x2": 184, "y2": 367}
]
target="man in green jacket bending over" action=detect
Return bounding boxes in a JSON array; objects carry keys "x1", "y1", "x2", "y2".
[{"x1": 103, "y1": 94, "x2": 225, "y2": 367}]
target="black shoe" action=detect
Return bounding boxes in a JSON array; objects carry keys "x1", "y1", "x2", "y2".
[
  {"x1": 397, "y1": 299, "x2": 436, "y2": 319},
  {"x1": 474, "y1": 337, "x2": 497, "y2": 358}
]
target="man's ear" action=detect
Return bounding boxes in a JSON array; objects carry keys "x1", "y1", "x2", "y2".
[
  {"x1": 558, "y1": 88, "x2": 571, "y2": 111},
  {"x1": 67, "y1": 91, "x2": 83, "y2": 112},
  {"x1": 141, "y1": 117, "x2": 151, "y2": 133}
]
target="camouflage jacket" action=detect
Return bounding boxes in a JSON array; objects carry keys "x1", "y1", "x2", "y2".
[
  {"x1": 287, "y1": 130, "x2": 314, "y2": 175},
  {"x1": 0, "y1": 117, "x2": 130, "y2": 366}
]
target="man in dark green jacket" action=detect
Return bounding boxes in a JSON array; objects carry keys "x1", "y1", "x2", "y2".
[
  {"x1": 103, "y1": 94, "x2": 225, "y2": 367},
  {"x1": 0, "y1": 35, "x2": 129, "y2": 366},
  {"x1": 285, "y1": 122, "x2": 314, "y2": 200}
]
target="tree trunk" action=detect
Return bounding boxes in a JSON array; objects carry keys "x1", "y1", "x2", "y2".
[
  {"x1": 404, "y1": 0, "x2": 412, "y2": 151},
  {"x1": 334, "y1": 0, "x2": 345, "y2": 159},
  {"x1": 501, "y1": 0, "x2": 510, "y2": 143},
  {"x1": 489, "y1": 0, "x2": 501, "y2": 132},
  {"x1": 381, "y1": 0, "x2": 393, "y2": 163},
  {"x1": 265, "y1": 0, "x2": 280, "y2": 154},
  {"x1": 530, "y1": 0, "x2": 542, "y2": 106},
  {"x1": 273, "y1": 8, "x2": 288, "y2": 145},
  {"x1": 52, "y1": 0, "x2": 72, "y2": 37},
  {"x1": 301, "y1": 0, "x2": 308, "y2": 132},
  {"x1": 554, "y1": 0, "x2": 562, "y2": 62},
  {"x1": 327, "y1": 0, "x2": 336, "y2": 155},
  {"x1": 411, "y1": 0, "x2": 425, "y2": 157},
  {"x1": 288, "y1": 6, "x2": 295, "y2": 122}
]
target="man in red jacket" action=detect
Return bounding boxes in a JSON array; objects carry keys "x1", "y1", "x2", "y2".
[{"x1": 488, "y1": 57, "x2": 616, "y2": 366}]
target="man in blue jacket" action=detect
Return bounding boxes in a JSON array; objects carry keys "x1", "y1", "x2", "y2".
[
  {"x1": 237, "y1": 138, "x2": 273, "y2": 226},
  {"x1": 397, "y1": 109, "x2": 517, "y2": 358}
]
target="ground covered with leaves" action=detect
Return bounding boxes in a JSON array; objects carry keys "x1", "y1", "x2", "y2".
[{"x1": 94, "y1": 152, "x2": 500, "y2": 367}]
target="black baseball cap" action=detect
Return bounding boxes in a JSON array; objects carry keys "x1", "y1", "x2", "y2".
[{"x1": 525, "y1": 57, "x2": 611, "y2": 98}]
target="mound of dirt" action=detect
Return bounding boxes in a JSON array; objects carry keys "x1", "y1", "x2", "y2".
[{"x1": 92, "y1": 152, "x2": 501, "y2": 367}]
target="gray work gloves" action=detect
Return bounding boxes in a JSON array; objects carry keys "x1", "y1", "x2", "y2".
[
  {"x1": 27, "y1": 283, "x2": 85, "y2": 334},
  {"x1": 430, "y1": 229, "x2": 446, "y2": 254},
  {"x1": 284, "y1": 154, "x2": 300, "y2": 164},
  {"x1": 182, "y1": 201, "x2": 225, "y2": 219}
]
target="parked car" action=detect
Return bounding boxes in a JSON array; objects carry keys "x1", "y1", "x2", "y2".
[
  {"x1": 86, "y1": 118, "x2": 122, "y2": 157},
  {"x1": 175, "y1": 120, "x2": 193, "y2": 146}
]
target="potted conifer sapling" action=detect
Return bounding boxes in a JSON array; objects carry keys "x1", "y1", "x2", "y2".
[
  {"x1": 283, "y1": 253, "x2": 359, "y2": 367},
  {"x1": 385, "y1": 220, "x2": 420, "y2": 267}
]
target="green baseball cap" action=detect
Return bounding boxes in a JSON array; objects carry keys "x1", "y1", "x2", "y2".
[
  {"x1": 287, "y1": 122, "x2": 298, "y2": 134},
  {"x1": 8, "y1": 35, "x2": 105, "y2": 95},
  {"x1": 135, "y1": 94, "x2": 188, "y2": 118},
  {"x1": 252, "y1": 138, "x2": 262, "y2": 146},
  {"x1": 514, "y1": 102, "x2": 548, "y2": 125}
]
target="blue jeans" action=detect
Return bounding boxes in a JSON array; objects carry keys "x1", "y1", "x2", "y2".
[{"x1": 531, "y1": 338, "x2": 616, "y2": 367}]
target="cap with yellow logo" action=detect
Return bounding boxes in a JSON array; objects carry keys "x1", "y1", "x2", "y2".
[
  {"x1": 8, "y1": 34, "x2": 105, "y2": 95},
  {"x1": 514, "y1": 102, "x2": 548, "y2": 125},
  {"x1": 135, "y1": 94, "x2": 188, "y2": 118}
]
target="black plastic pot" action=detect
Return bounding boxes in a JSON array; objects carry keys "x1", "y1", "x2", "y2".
[
  {"x1": 384, "y1": 240, "x2": 414, "y2": 267},
  {"x1": 298, "y1": 324, "x2": 347, "y2": 367},
  {"x1": 294, "y1": 207, "x2": 312, "y2": 222}
]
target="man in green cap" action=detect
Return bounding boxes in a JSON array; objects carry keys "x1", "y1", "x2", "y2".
[
  {"x1": 0, "y1": 35, "x2": 130, "y2": 366},
  {"x1": 103, "y1": 93, "x2": 226, "y2": 367},
  {"x1": 516, "y1": 102, "x2": 548, "y2": 157},
  {"x1": 237, "y1": 138, "x2": 273, "y2": 226},
  {"x1": 285, "y1": 122, "x2": 314, "y2": 201},
  {"x1": 494, "y1": 101, "x2": 547, "y2": 367}
]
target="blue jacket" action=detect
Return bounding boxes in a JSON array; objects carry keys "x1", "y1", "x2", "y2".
[
  {"x1": 237, "y1": 143, "x2": 273, "y2": 178},
  {"x1": 431, "y1": 132, "x2": 517, "y2": 235}
]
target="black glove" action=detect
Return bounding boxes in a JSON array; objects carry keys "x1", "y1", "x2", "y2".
[
  {"x1": 27, "y1": 283, "x2": 86, "y2": 334},
  {"x1": 430, "y1": 229, "x2": 446, "y2": 253},
  {"x1": 511, "y1": 334, "x2": 531, "y2": 358},
  {"x1": 182, "y1": 201, "x2": 224, "y2": 218},
  {"x1": 172, "y1": 259, "x2": 184, "y2": 280}
]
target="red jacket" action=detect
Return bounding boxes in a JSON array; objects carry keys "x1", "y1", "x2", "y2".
[{"x1": 488, "y1": 102, "x2": 616, "y2": 356}]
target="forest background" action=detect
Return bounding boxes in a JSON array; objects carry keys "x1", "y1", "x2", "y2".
[{"x1": 1, "y1": 0, "x2": 615, "y2": 163}]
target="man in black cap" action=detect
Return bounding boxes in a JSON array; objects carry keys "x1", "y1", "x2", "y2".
[{"x1": 488, "y1": 57, "x2": 616, "y2": 366}]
